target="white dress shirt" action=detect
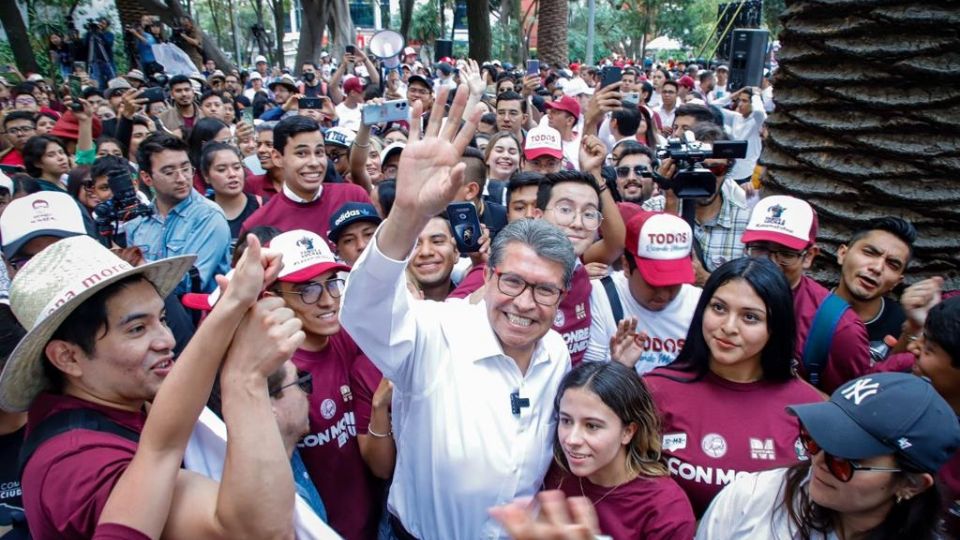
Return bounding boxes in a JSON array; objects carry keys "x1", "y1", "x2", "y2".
[
  {"x1": 717, "y1": 93, "x2": 767, "y2": 181},
  {"x1": 340, "y1": 234, "x2": 571, "y2": 540}
]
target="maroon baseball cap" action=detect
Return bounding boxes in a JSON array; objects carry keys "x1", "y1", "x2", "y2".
[
  {"x1": 343, "y1": 77, "x2": 365, "y2": 95},
  {"x1": 545, "y1": 95, "x2": 581, "y2": 119}
]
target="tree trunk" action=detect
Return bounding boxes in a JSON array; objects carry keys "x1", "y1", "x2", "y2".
[
  {"x1": 466, "y1": 0, "x2": 491, "y2": 62},
  {"x1": 330, "y1": 0, "x2": 355, "y2": 56},
  {"x1": 537, "y1": 0, "x2": 568, "y2": 67},
  {"x1": 294, "y1": 0, "x2": 331, "y2": 70},
  {"x1": 0, "y1": 1, "x2": 40, "y2": 74},
  {"x1": 270, "y1": 0, "x2": 285, "y2": 69},
  {"x1": 764, "y1": 0, "x2": 960, "y2": 288},
  {"x1": 399, "y1": 0, "x2": 415, "y2": 39}
]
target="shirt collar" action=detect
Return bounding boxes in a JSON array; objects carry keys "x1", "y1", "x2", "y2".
[
  {"x1": 447, "y1": 299, "x2": 553, "y2": 372},
  {"x1": 283, "y1": 183, "x2": 323, "y2": 203}
]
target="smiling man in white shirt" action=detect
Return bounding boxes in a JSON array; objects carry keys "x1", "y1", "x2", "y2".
[{"x1": 340, "y1": 85, "x2": 576, "y2": 539}]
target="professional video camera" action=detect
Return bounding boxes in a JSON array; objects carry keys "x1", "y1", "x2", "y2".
[
  {"x1": 84, "y1": 20, "x2": 101, "y2": 33},
  {"x1": 94, "y1": 166, "x2": 153, "y2": 248},
  {"x1": 655, "y1": 132, "x2": 748, "y2": 199}
]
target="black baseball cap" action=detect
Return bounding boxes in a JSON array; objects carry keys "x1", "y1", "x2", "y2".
[{"x1": 327, "y1": 202, "x2": 382, "y2": 244}]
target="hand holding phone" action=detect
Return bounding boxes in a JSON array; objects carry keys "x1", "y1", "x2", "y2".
[
  {"x1": 600, "y1": 66, "x2": 622, "y2": 89},
  {"x1": 362, "y1": 99, "x2": 410, "y2": 126},
  {"x1": 526, "y1": 60, "x2": 539, "y2": 76},
  {"x1": 446, "y1": 202, "x2": 483, "y2": 253}
]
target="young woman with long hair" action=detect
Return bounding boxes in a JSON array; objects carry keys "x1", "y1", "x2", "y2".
[{"x1": 200, "y1": 142, "x2": 261, "y2": 242}]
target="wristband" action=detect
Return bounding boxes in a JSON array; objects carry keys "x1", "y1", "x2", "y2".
[{"x1": 368, "y1": 424, "x2": 392, "y2": 438}]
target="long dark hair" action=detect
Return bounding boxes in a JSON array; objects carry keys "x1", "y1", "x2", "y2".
[
  {"x1": 187, "y1": 117, "x2": 229, "y2": 171},
  {"x1": 665, "y1": 257, "x2": 795, "y2": 382},
  {"x1": 781, "y1": 461, "x2": 942, "y2": 540}
]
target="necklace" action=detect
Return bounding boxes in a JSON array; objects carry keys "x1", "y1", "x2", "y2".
[{"x1": 578, "y1": 475, "x2": 629, "y2": 506}]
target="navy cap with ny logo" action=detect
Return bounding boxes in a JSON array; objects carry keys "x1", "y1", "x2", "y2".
[{"x1": 787, "y1": 372, "x2": 960, "y2": 473}]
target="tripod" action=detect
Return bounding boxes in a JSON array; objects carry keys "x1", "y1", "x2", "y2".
[{"x1": 87, "y1": 29, "x2": 116, "y2": 89}]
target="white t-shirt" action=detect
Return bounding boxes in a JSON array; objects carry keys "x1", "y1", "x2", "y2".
[
  {"x1": 334, "y1": 101, "x2": 363, "y2": 132},
  {"x1": 585, "y1": 271, "x2": 701, "y2": 373},
  {"x1": 697, "y1": 468, "x2": 838, "y2": 540}
]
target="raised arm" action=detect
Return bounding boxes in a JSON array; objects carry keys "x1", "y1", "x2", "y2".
[
  {"x1": 349, "y1": 113, "x2": 377, "y2": 193},
  {"x1": 579, "y1": 135, "x2": 626, "y2": 265}
]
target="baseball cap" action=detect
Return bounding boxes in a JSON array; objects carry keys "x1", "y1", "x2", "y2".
[
  {"x1": 677, "y1": 75, "x2": 695, "y2": 90},
  {"x1": 126, "y1": 69, "x2": 146, "y2": 83},
  {"x1": 403, "y1": 47, "x2": 416, "y2": 56},
  {"x1": 523, "y1": 125, "x2": 563, "y2": 161},
  {"x1": 327, "y1": 202, "x2": 382, "y2": 244},
  {"x1": 324, "y1": 126, "x2": 356, "y2": 149},
  {"x1": 343, "y1": 76, "x2": 364, "y2": 94},
  {"x1": 742, "y1": 195, "x2": 818, "y2": 251},
  {"x1": 271, "y1": 230, "x2": 351, "y2": 283},
  {"x1": 255, "y1": 55, "x2": 268, "y2": 64},
  {"x1": 380, "y1": 142, "x2": 405, "y2": 169},
  {"x1": 407, "y1": 75, "x2": 433, "y2": 92},
  {"x1": 624, "y1": 211, "x2": 694, "y2": 287},
  {"x1": 545, "y1": 95, "x2": 581, "y2": 119},
  {"x1": 788, "y1": 373, "x2": 960, "y2": 474},
  {"x1": 0, "y1": 192, "x2": 87, "y2": 259},
  {"x1": 27, "y1": 74, "x2": 45, "y2": 83},
  {"x1": 209, "y1": 70, "x2": 226, "y2": 81},
  {"x1": 562, "y1": 77, "x2": 593, "y2": 98},
  {"x1": 248, "y1": 71, "x2": 263, "y2": 81},
  {"x1": 268, "y1": 74, "x2": 298, "y2": 92},
  {"x1": 716, "y1": 64, "x2": 729, "y2": 72}
]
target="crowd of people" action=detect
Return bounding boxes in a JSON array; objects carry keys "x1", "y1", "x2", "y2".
[{"x1": 0, "y1": 29, "x2": 957, "y2": 540}]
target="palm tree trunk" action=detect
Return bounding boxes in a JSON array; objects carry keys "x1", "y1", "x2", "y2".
[
  {"x1": 537, "y1": 0, "x2": 569, "y2": 68},
  {"x1": 763, "y1": 0, "x2": 960, "y2": 288}
]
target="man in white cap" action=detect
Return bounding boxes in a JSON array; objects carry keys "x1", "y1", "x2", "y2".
[
  {"x1": 1, "y1": 232, "x2": 304, "y2": 539},
  {"x1": 522, "y1": 124, "x2": 564, "y2": 175},
  {"x1": 586, "y1": 210, "x2": 702, "y2": 371},
  {"x1": 243, "y1": 70, "x2": 265, "y2": 101}
]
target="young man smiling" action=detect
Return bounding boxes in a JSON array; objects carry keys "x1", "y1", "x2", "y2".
[{"x1": 241, "y1": 115, "x2": 371, "y2": 248}]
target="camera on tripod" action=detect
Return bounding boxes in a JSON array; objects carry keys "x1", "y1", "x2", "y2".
[
  {"x1": 84, "y1": 20, "x2": 101, "y2": 33},
  {"x1": 94, "y1": 166, "x2": 153, "y2": 247},
  {"x1": 655, "y1": 132, "x2": 748, "y2": 199}
]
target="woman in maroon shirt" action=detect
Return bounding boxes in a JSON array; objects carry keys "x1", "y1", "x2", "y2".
[{"x1": 543, "y1": 361, "x2": 696, "y2": 539}]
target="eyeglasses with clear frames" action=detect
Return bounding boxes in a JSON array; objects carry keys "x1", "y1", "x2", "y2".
[
  {"x1": 157, "y1": 164, "x2": 195, "y2": 180},
  {"x1": 745, "y1": 245, "x2": 807, "y2": 265},
  {"x1": 493, "y1": 269, "x2": 565, "y2": 306},
  {"x1": 546, "y1": 204, "x2": 603, "y2": 231}
]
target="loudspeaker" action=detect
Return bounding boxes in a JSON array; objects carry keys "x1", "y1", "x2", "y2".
[
  {"x1": 715, "y1": 0, "x2": 762, "y2": 59},
  {"x1": 727, "y1": 29, "x2": 768, "y2": 92},
  {"x1": 369, "y1": 30, "x2": 404, "y2": 69},
  {"x1": 434, "y1": 40, "x2": 453, "y2": 62}
]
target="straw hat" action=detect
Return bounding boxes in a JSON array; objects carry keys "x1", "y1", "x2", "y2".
[{"x1": 0, "y1": 235, "x2": 196, "y2": 412}]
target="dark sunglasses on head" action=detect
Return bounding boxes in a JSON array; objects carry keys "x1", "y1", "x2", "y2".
[
  {"x1": 615, "y1": 165, "x2": 653, "y2": 179},
  {"x1": 799, "y1": 426, "x2": 901, "y2": 482}
]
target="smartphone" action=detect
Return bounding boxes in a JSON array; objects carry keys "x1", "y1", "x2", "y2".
[
  {"x1": 345, "y1": 45, "x2": 356, "y2": 55},
  {"x1": 601, "y1": 66, "x2": 622, "y2": 88},
  {"x1": 242, "y1": 105, "x2": 253, "y2": 123},
  {"x1": 446, "y1": 202, "x2": 483, "y2": 253},
  {"x1": 298, "y1": 97, "x2": 322, "y2": 110},
  {"x1": 142, "y1": 86, "x2": 165, "y2": 103},
  {"x1": 362, "y1": 99, "x2": 410, "y2": 125},
  {"x1": 526, "y1": 59, "x2": 539, "y2": 76},
  {"x1": 623, "y1": 92, "x2": 640, "y2": 106},
  {"x1": 68, "y1": 75, "x2": 84, "y2": 111}
]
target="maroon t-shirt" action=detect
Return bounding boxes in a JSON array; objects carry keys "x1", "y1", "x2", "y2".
[
  {"x1": 544, "y1": 464, "x2": 695, "y2": 540},
  {"x1": 0, "y1": 148, "x2": 24, "y2": 167},
  {"x1": 240, "y1": 183, "x2": 371, "y2": 249},
  {"x1": 869, "y1": 352, "x2": 914, "y2": 374},
  {"x1": 940, "y1": 449, "x2": 960, "y2": 537},
  {"x1": 644, "y1": 368, "x2": 823, "y2": 516},
  {"x1": 793, "y1": 275, "x2": 871, "y2": 393},
  {"x1": 22, "y1": 393, "x2": 145, "y2": 540},
  {"x1": 292, "y1": 331, "x2": 382, "y2": 540},
  {"x1": 92, "y1": 523, "x2": 151, "y2": 540},
  {"x1": 447, "y1": 264, "x2": 592, "y2": 365},
  {"x1": 349, "y1": 353, "x2": 385, "y2": 435}
]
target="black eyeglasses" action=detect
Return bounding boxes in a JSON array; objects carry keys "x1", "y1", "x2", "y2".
[
  {"x1": 799, "y1": 427, "x2": 901, "y2": 482},
  {"x1": 278, "y1": 278, "x2": 345, "y2": 304},
  {"x1": 269, "y1": 370, "x2": 313, "y2": 397},
  {"x1": 493, "y1": 269, "x2": 564, "y2": 306},
  {"x1": 745, "y1": 245, "x2": 807, "y2": 265},
  {"x1": 615, "y1": 165, "x2": 653, "y2": 179}
]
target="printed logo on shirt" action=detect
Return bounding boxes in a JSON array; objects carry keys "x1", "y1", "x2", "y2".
[
  {"x1": 701, "y1": 433, "x2": 727, "y2": 458},
  {"x1": 840, "y1": 378, "x2": 880, "y2": 405},
  {"x1": 320, "y1": 398, "x2": 337, "y2": 419},
  {"x1": 340, "y1": 385, "x2": 353, "y2": 402},
  {"x1": 663, "y1": 432, "x2": 687, "y2": 452},
  {"x1": 795, "y1": 437, "x2": 809, "y2": 461},
  {"x1": 562, "y1": 327, "x2": 591, "y2": 354},
  {"x1": 554, "y1": 309, "x2": 565, "y2": 327},
  {"x1": 300, "y1": 411, "x2": 357, "y2": 449},
  {"x1": 666, "y1": 457, "x2": 748, "y2": 486},
  {"x1": 749, "y1": 438, "x2": 775, "y2": 460},
  {"x1": 575, "y1": 303, "x2": 586, "y2": 320}
]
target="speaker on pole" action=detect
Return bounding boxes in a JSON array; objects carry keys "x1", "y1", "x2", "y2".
[
  {"x1": 434, "y1": 40, "x2": 453, "y2": 62},
  {"x1": 727, "y1": 28, "x2": 768, "y2": 92}
]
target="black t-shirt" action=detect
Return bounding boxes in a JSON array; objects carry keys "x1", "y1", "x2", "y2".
[
  {"x1": 227, "y1": 193, "x2": 262, "y2": 240},
  {"x1": 866, "y1": 297, "x2": 906, "y2": 363},
  {"x1": 0, "y1": 426, "x2": 25, "y2": 529}
]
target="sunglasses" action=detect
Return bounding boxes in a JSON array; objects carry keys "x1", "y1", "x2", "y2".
[
  {"x1": 615, "y1": 165, "x2": 653, "y2": 179},
  {"x1": 269, "y1": 370, "x2": 312, "y2": 397},
  {"x1": 799, "y1": 427, "x2": 901, "y2": 482}
]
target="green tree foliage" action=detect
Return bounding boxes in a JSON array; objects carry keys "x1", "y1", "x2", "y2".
[{"x1": 409, "y1": 0, "x2": 441, "y2": 43}]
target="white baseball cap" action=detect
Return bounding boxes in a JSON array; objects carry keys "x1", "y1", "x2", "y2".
[
  {"x1": 255, "y1": 55, "x2": 268, "y2": 64},
  {"x1": 624, "y1": 211, "x2": 694, "y2": 287},
  {"x1": 271, "y1": 230, "x2": 351, "y2": 283},
  {"x1": 742, "y1": 195, "x2": 818, "y2": 251},
  {"x1": 523, "y1": 125, "x2": 563, "y2": 161},
  {"x1": 562, "y1": 77, "x2": 594, "y2": 97},
  {"x1": 0, "y1": 192, "x2": 87, "y2": 260}
]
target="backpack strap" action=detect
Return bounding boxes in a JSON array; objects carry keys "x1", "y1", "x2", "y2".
[
  {"x1": 19, "y1": 408, "x2": 140, "y2": 481},
  {"x1": 802, "y1": 293, "x2": 851, "y2": 387},
  {"x1": 600, "y1": 275, "x2": 624, "y2": 327}
]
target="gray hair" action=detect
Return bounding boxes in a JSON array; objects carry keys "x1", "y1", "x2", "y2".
[{"x1": 487, "y1": 219, "x2": 577, "y2": 288}]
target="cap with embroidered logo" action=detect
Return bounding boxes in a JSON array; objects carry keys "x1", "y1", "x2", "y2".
[
  {"x1": 271, "y1": 230, "x2": 351, "y2": 283},
  {"x1": 324, "y1": 126, "x2": 355, "y2": 149},
  {"x1": 327, "y1": 202, "x2": 381, "y2": 244},
  {"x1": 624, "y1": 211, "x2": 694, "y2": 287},
  {"x1": 787, "y1": 372, "x2": 960, "y2": 473},
  {"x1": 523, "y1": 124, "x2": 563, "y2": 161},
  {"x1": 742, "y1": 195, "x2": 818, "y2": 251},
  {"x1": 0, "y1": 192, "x2": 87, "y2": 260}
]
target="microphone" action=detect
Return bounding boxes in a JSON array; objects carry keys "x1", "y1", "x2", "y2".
[{"x1": 510, "y1": 391, "x2": 530, "y2": 416}]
